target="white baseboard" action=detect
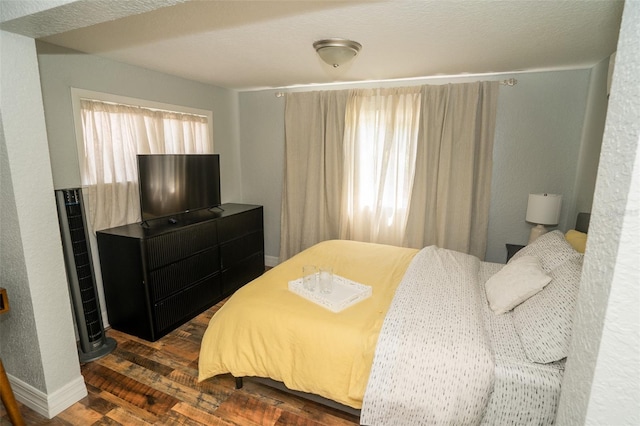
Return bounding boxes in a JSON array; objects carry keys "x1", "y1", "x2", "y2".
[
  {"x1": 9, "y1": 372, "x2": 87, "y2": 419},
  {"x1": 265, "y1": 255, "x2": 279, "y2": 268}
]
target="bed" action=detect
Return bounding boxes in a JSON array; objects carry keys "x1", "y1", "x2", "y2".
[{"x1": 198, "y1": 219, "x2": 588, "y2": 425}]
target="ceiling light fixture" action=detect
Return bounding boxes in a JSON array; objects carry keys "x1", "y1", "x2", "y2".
[{"x1": 313, "y1": 38, "x2": 362, "y2": 68}]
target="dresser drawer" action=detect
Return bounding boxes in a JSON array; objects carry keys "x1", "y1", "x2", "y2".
[
  {"x1": 217, "y1": 208, "x2": 262, "y2": 243},
  {"x1": 220, "y1": 231, "x2": 264, "y2": 269},
  {"x1": 147, "y1": 246, "x2": 220, "y2": 302},
  {"x1": 152, "y1": 273, "x2": 221, "y2": 337},
  {"x1": 145, "y1": 221, "x2": 218, "y2": 269},
  {"x1": 221, "y1": 252, "x2": 264, "y2": 296}
]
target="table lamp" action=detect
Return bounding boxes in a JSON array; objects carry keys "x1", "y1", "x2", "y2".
[{"x1": 526, "y1": 193, "x2": 562, "y2": 244}]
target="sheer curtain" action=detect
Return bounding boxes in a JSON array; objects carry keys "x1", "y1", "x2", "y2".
[
  {"x1": 80, "y1": 99, "x2": 211, "y2": 232},
  {"x1": 339, "y1": 87, "x2": 422, "y2": 246}
]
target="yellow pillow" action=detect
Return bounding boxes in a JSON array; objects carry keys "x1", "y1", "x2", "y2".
[{"x1": 565, "y1": 229, "x2": 587, "y2": 253}]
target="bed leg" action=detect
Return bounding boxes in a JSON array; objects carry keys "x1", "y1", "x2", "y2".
[{"x1": 235, "y1": 377, "x2": 243, "y2": 389}]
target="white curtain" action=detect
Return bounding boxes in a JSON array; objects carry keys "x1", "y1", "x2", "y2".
[
  {"x1": 79, "y1": 99, "x2": 211, "y2": 232},
  {"x1": 339, "y1": 87, "x2": 422, "y2": 246}
]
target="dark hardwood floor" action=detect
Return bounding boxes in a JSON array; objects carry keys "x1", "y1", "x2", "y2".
[{"x1": 1, "y1": 298, "x2": 360, "y2": 425}]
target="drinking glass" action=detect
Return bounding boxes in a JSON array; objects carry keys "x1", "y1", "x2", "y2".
[
  {"x1": 319, "y1": 267, "x2": 333, "y2": 294},
  {"x1": 302, "y1": 265, "x2": 317, "y2": 292}
]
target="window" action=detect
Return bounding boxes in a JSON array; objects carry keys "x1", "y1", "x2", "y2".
[
  {"x1": 342, "y1": 88, "x2": 421, "y2": 243},
  {"x1": 72, "y1": 89, "x2": 213, "y2": 231}
]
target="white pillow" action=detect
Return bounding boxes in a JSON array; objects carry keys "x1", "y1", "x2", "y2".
[
  {"x1": 513, "y1": 256, "x2": 583, "y2": 363},
  {"x1": 485, "y1": 255, "x2": 552, "y2": 315},
  {"x1": 508, "y1": 230, "x2": 581, "y2": 272}
]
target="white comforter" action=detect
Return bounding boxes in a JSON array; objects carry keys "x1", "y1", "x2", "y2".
[{"x1": 361, "y1": 246, "x2": 495, "y2": 425}]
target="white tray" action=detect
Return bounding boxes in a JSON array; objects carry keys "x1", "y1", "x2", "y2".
[{"x1": 288, "y1": 275, "x2": 372, "y2": 313}]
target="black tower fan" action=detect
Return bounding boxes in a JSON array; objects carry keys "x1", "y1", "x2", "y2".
[{"x1": 56, "y1": 188, "x2": 116, "y2": 362}]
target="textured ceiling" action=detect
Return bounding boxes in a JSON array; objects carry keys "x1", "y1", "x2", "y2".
[{"x1": 2, "y1": 0, "x2": 625, "y2": 91}]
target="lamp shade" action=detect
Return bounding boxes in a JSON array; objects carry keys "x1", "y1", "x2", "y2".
[{"x1": 526, "y1": 193, "x2": 562, "y2": 225}]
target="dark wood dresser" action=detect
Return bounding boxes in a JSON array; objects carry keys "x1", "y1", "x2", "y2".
[{"x1": 97, "y1": 203, "x2": 264, "y2": 341}]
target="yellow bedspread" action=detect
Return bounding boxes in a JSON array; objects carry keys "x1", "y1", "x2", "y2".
[{"x1": 198, "y1": 239, "x2": 418, "y2": 408}]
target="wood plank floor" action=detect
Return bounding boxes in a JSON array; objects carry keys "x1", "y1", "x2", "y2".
[{"x1": 0, "y1": 298, "x2": 360, "y2": 425}]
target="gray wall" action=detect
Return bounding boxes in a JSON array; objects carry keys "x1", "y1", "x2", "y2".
[
  {"x1": 239, "y1": 68, "x2": 604, "y2": 264},
  {"x1": 572, "y1": 56, "x2": 609, "y2": 216},
  {"x1": 239, "y1": 89, "x2": 286, "y2": 264},
  {"x1": 486, "y1": 69, "x2": 592, "y2": 261}
]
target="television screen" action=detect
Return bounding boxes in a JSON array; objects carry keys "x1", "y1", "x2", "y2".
[{"x1": 137, "y1": 154, "x2": 221, "y2": 221}]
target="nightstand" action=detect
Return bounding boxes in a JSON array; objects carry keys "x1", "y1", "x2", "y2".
[{"x1": 506, "y1": 243, "x2": 525, "y2": 262}]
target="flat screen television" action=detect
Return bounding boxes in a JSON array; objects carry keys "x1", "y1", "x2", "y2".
[{"x1": 137, "y1": 154, "x2": 221, "y2": 221}]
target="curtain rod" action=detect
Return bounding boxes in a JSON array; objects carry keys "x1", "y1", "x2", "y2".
[{"x1": 274, "y1": 78, "x2": 518, "y2": 97}]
